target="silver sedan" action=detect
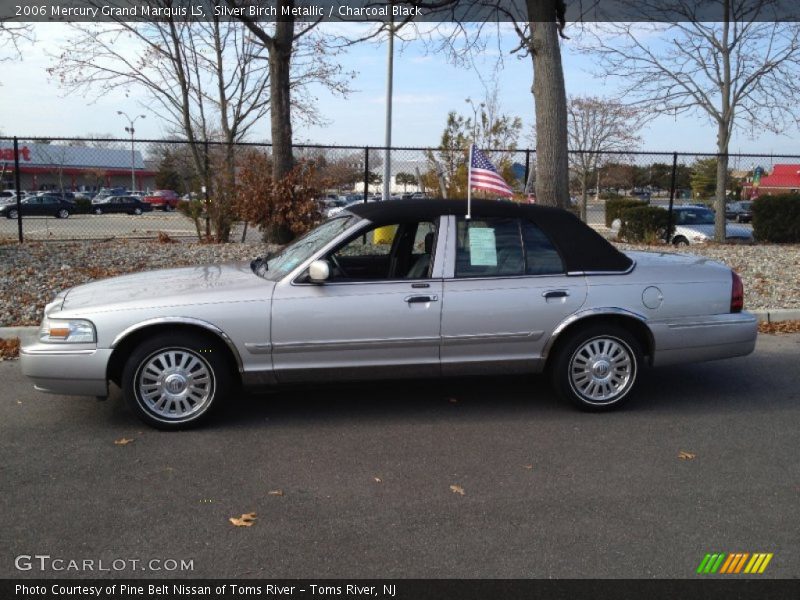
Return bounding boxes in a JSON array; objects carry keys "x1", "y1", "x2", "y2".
[{"x1": 21, "y1": 199, "x2": 757, "y2": 429}]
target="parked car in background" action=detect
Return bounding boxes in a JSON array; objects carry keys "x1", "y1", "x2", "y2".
[
  {"x1": 91, "y1": 196, "x2": 153, "y2": 215},
  {"x1": 142, "y1": 190, "x2": 180, "y2": 211},
  {"x1": 669, "y1": 206, "x2": 753, "y2": 245},
  {"x1": 37, "y1": 191, "x2": 75, "y2": 203},
  {"x1": 0, "y1": 195, "x2": 74, "y2": 219},
  {"x1": 0, "y1": 190, "x2": 20, "y2": 203},
  {"x1": 21, "y1": 199, "x2": 757, "y2": 429},
  {"x1": 725, "y1": 201, "x2": 754, "y2": 223}
]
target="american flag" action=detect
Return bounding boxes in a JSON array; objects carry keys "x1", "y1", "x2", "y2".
[{"x1": 469, "y1": 145, "x2": 514, "y2": 197}]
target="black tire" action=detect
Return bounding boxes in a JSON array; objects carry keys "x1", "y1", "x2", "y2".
[
  {"x1": 7, "y1": 209, "x2": 18, "y2": 219},
  {"x1": 550, "y1": 324, "x2": 642, "y2": 412},
  {"x1": 164, "y1": 204, "x2": 175, "y2": 212},
  {"x1": 672, "y1": 235, "x2": 689, "y2": 246},
  {"x1": 56, "y1": 208, "x2": 70, "y2": 219},
  {"x1": 121, "y1": 332, "x2": 233, "y2": 429},
  {"x1": 133, "y1": 207, "x2": 142, "y2": 215}
]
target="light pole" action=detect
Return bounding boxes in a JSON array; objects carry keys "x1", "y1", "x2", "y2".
[
  {"x1": 117, "y1": 111, "x2": 146, "y2": 191},
  {"x1": 382, "y1": 19, "x2": 394, "y2": 201}
]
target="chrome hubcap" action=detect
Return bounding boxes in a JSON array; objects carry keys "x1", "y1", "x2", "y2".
[
  {"x1": 569, "y1": 337, "x2": 634, "y2": 404},
  {"x1": 136, "y1": 348, "x2": 214, "y2": 420}
]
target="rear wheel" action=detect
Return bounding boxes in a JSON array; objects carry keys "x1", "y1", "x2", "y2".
[
  {"x1": 94, "y1": 207, "x2": 103, "y2": 215},
  {"x1": 56, "y1": 208, "x2": 70, "y2": 219},
  {"x1": 7, "y1": 209, "x2": 18, "y2": 219},
  {"x1": 550, "y1": 325, "x2": 642, "y2": 411},
  {"x1": 672, "y1": 236, "x2": 689, "y2": 246},
  {"x1": 121, "y1": 332, "x2": 233, "y2": 429},
  {"x1": 133, "y1": 207, "x2": 142, "y2": 215}
]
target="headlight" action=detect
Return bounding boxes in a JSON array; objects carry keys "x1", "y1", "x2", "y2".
[{"x1": 39, "y1": 318, "x2": 96, "y2": 343}]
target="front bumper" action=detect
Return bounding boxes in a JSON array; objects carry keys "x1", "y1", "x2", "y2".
[
  {"x1": 20, "y1": 339, "x2": 111, "y2": 397},
  {"x1": 649, "y1": 311, "x2": 758, "y2": 367}
]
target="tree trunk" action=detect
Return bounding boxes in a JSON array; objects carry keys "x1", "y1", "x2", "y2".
[
  {"x1": 715, "y1": 123, "x2": 729, "y2": 242},
  {"x1": 269, "y1": 10, "x2": 295, "y2": 181},
  {"x1": 528, "y1": 0, "x2": 569, "y2": 209}
]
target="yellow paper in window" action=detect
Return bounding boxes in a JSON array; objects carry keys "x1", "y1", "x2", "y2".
[{"x1": 372, "y1": 225, "x2": 397, "y2": 245}]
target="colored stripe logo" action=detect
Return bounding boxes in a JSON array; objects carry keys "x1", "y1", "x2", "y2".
[{"x1": 696, "y1": 553, "x2": 773, "y2": 574}]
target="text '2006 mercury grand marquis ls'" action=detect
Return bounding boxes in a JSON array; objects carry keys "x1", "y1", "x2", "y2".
[{"x1": 21, "y1": 199, "x2": 757, "y2": 429}]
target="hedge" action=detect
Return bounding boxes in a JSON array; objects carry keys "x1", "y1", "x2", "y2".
[
  {"x1": 605, "y1": 197, "x2": 647, "y2": 227},
  {"x1": 752, "y1": 194, "x2": 800, "y2": 242},
  {"x1": 618, "y1": 206, "x2": 673, "y2": 243}
]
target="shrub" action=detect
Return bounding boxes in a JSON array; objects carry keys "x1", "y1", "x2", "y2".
[
  {"x1": 618, "y1": 206, "x2": 673, "y2": 243},
  {"x1": 752, "y1": 194, "x2": 800, "y2": 242},
  {"x1": 605, "y1": 197, "x2": 647, "y2": 227},
  {"x1": 599, "y1": 191, "x2": 623, "y2": 201}
]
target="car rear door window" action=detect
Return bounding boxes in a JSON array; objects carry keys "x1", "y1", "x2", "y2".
[
  {"x1": 455, "y1": 217, "x2": 524, "y2": 278},
  {"x1": 522, "y1": 221, "x2": 564, "y2": 275}
]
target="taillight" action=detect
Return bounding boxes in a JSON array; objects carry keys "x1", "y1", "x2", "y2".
[{"x1": 731, "y1": 270, "x2": 744, "y2": 313}]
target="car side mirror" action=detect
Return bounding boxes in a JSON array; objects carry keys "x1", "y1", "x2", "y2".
[{"x1": 308, "y1": 259, "x2": 330, "y2": 283}]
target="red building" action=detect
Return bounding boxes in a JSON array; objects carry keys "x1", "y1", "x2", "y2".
[
  {"x1": 742, "y1": 164, "x2": 800, "y2": 198},
  {"x1": 0, "y1": 143, "x2": 155, "y2": 192}
]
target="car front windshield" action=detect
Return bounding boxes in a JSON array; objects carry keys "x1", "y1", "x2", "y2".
[
  {"x1": 678, "y1": 209, "x2": 715, "y2": 225},
  {"x1": 255, "y1": 215, "x2": 357, "y2": 281}
]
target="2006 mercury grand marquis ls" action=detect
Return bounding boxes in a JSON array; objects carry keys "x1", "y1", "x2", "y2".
[{"x1": 21, "y1": 199, "x2": 757, "y2": 429}]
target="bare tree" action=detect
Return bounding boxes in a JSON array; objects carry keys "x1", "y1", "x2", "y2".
[
  {"x1": 0, "y1": 19, "x2": 32, "y2": 60},
  {"x1": 225, "y1": 1, "x2": 353, "y2": 181},
  {"x1": 567, "y1": 96, "x2": 642, "y2": 221},
  {"x1": 582, "y1": 1, "x2": 800, "y2": 241}
]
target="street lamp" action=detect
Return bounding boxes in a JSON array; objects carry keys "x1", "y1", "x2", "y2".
[{"x1": 117, "y1": 111, "x2": 146, "y2": 191}]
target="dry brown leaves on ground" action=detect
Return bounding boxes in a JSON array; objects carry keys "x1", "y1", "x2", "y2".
[
  {"x1": 114, "y1": 437, "x2": 134, "y2": 446},
  {"x1": 0, "y1": 338, "x2": 20, "y2": 360},
  {"x1": 450, "y1": 484, "x2": 465, "y2": 496},
  {"x1": 267, "y1": 490, "x2": 284, "y2": 496},
  {"x1": 229, "y1": 513, "x2": 257, "y2": 527},
  {"x1": 678, "y1": 451, "x2": 697, "y2": 460},
  {"x1": 758, "y1": 320, "x2": 800, "y2": 334}
]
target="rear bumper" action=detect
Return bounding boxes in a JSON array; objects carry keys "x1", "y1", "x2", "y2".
[
  {"x1": 649, "y1": 311, "x2": 758, "y2": 367},
  {"x1": 20, "y1": 341, "x2": 111, "y2": 397}
]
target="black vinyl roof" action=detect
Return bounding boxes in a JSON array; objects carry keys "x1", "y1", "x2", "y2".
[{"x1": 347, "y1": 198, "x2": 633, "y2": 273}]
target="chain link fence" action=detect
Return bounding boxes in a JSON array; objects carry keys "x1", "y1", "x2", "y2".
[{"x1": 1, "y1": 135, "x2": 795, "y2": 242}]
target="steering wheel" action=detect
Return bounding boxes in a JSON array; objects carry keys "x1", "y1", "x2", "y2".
[{"x1": 329, "y1": 253, "x2": 349, "y2": 278}]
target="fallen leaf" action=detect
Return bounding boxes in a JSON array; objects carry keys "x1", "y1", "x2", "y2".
[
  {"x1": 448, "y1": 398, "x2": 458, "y2": 404},
  {"x1": 759, "y1": 320, "x2": 800, "y2": 334},
  {"x1": 450, "y1": 484, "x2": 465, "y2": 496},
  {"x1": 523, "y1": 464, "x2": 534, "y2": 470},
  {"x1": 373, "y1": 477, "x2": 383, "y2": 483},
  {"x1": 114, "y1": 437, "x2": 134, "y2": 445},
  {"x1": 268, "y1": 490, "x2": 284, "y2": 496},
  {"x1": 678, "y1": 450, "x2": 696, "y2": 460},
  {"x1": 229, "y1": 513, "x2": 257, "y2": 527}
]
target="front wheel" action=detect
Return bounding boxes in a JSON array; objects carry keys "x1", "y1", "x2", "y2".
[
  {"x1": 121, "y1": 332, "x2": 233, "y2": 429},
  {"x1": 56, "y1": 208, "x2": 70, "y2": 219},
  {"x1": 550, "y1": 325, "x2": 642, "y2": 411},
  {"x1": 94, "y1": 208, "x2": 103, "y2": 215},
  {"x1": 7, "y1": 209, "x2": 18, "y2": 219},
  {"x1": 133, "y1": 207, "x2": 142, "y2": 215}
]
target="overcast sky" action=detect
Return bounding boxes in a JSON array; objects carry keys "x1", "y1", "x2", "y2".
[{"x1": 1, "y1": 22, "x2": 799, "y2": 156}]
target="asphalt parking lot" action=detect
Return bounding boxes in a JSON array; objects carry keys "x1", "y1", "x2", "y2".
[{"x1": 2, "y1": 333, "x2": 798, "y2": 579}]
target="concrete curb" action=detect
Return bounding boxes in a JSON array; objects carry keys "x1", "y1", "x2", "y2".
[{"x1": 1, "y1": 309, "x2": 799, "y2": 339}]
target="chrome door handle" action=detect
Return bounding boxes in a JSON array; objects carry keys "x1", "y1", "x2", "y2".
[
  {"x1": 405, "y1": 295, "x2": 438, "y2": 303},
  {"x1": 543, "y1": 290, "x2": 569, "y2": 299}
]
